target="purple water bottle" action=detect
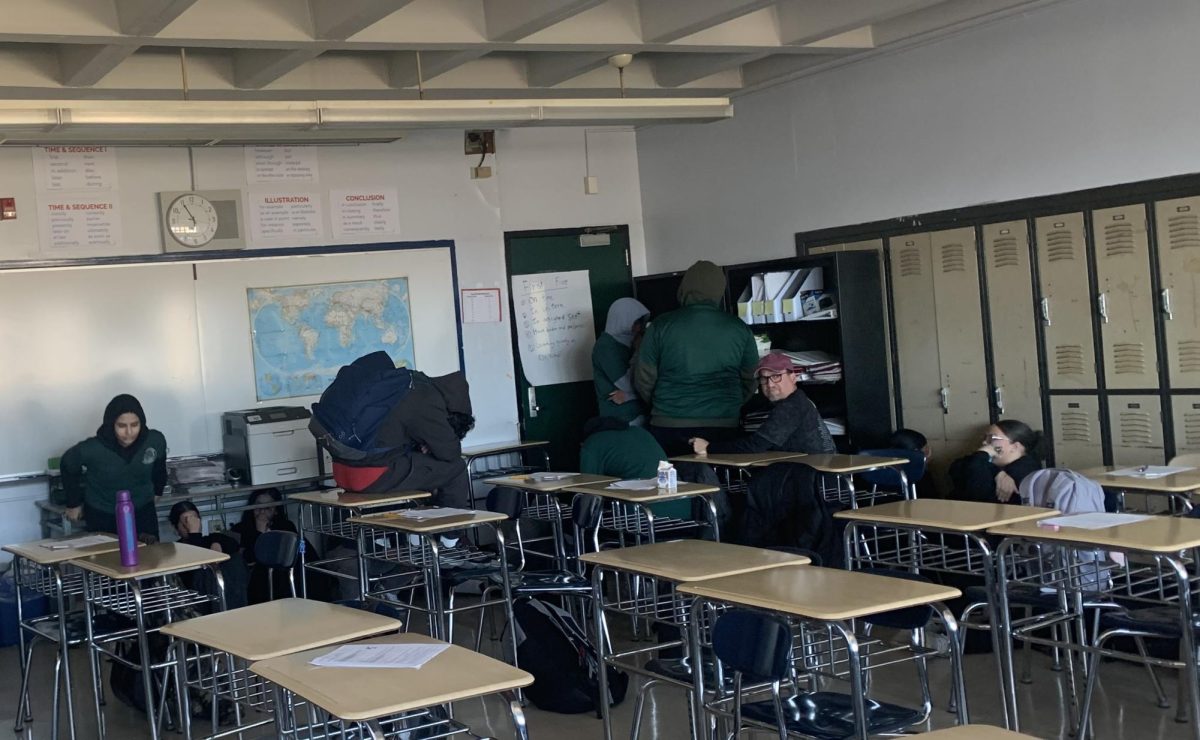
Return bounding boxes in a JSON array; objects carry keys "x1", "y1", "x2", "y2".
[{"x1": 115, "y1": 490, "x2": 139, "y2": 567}]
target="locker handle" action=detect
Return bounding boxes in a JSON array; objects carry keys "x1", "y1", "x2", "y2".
[
  {"x1": 939, "y1": 386, "x2": 950, "y2": 413},
  {"x1": 271, "y1": 430, "x2": 296, "y2": 437},
  {"x1": 1039, "y1": 298, "x2": 1051, "y2": 326},
  {"x1": 1162, "y1": 288, "x2": 1173, "y2": 320},
  {"x1": 275, "y1": 466, "x2": 298, "y2": 475},
  {"x1": 994, "y1": 386, "x2": 1005, "y2": 414},
  {"x1": 1097, "y1": 292, "x2": 1109, "y2": 324}
]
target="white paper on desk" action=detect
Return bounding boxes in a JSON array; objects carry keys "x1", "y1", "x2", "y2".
[
  {"x1": 530, "y1": 472, "x2": 579, "y2": 482},
  {"x1": 310, "y1": 643, "x2": 449, "y2": 669},
  {"x1": 1039, "y1": 513, "x2": 1153, "y2": 530},
  {"x1": 607, "y1": 479, "x2": 659, "y2": 491},
  {"x1": 395, "y1": 507, "x2": 473, "y2": 520},
  {"x1": 1107, "y1": 466, "x2": 1196, "y2": 479},
  {"x1": 42, "y1": 534, "x2": 117, "y2": 549}
]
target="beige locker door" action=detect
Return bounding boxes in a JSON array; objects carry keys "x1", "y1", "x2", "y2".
[
  {"x1": 1172, "y1": 395, "x2": 1200, "y2": 456},
  {"x1": 1153, "y1": 196, "x2": 1200, "y2": 388},
  {"x1": 1049, "y1": 395, "x2": 1104, "y2": 468},
  {"x1": 930, "y1": 227, "x2": 990, "y2": 443},
  {"x1": 1107, "y1": 395, "x2": 1164, "y2": 465},
  {"x1": 1036, "y1": 214, "x2": 1098, "y2": 389},
  {"x1": 890, "y1": 233, "x2": 944, "y2": 440},
  {"x1": 982, "y1": 221, "x2": 1043, "y2": 427},
  {"x1": 1093, "y1": 205, "x2": 1160, "y2": 389}
]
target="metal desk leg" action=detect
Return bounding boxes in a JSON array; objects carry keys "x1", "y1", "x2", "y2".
[
  {"x1": 688, "y1": 599, "x2": 707, "y2": 740},
  {"x1": 12, "y1": 556, "x2": 34, "y2": 732},
  {"x1": 939, "y1": 604, "x2": 969, "y2": 724},
  {"x1": 833, "y1": 623, "x2": 868, "y2": 740},
  {"x1": 494, "y1": 524, "x2": 523, "y2": 704},
  {"x1": 592, "y1": 567, "x2": 612, "y2": 740},
  {"x1": 426, "y1": 537, "x2": 446, "y2": 640},
  {"x1": 54, "y1": 566, "x2": 78, "y2": 740},
  {"x1": 504, "y1": 689, "x2": 530, "y2": 740},
  {"x1": 996, "y1": 548, "x2": 1021, "y2": 731},
  {"x1": 704, "y1": 497, "x2": 721, "y2": 542},
  {"x1": 82, "y1": 573, "x2": 106, "y2": 739},
  {"x1": 981, "y1": 550, "x2": 1011, "y2": 730},
  {"x1": 129, "y1": 581, "x2": 164, "y2": 740}
]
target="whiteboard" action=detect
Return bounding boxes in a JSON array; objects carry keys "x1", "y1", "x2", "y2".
[
  {"x1": 511, "y1": 270, "x2": 596, "y2": 386},
  {"x1": 0, "y1": 245, "x2": 461, "y2": 476}
]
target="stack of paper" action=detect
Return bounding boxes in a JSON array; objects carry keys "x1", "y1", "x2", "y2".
[
  {"x1": 607, "y1": 479, "x2": 659, "y2": 491},
  {"x1": 394, "y1": 507, "x2": 473, "y2": 520},
  {"x1": 780, "y1": 350, "x2": 842, "y2": 383},
  {"x1": 1038, "y1": 513, "x2": 1152, "y2": 529},
  {"x1": 822, "y1": 418, "x2": 847, "y2": 436},
  {"x1": 310, "y1": 642, "x2": 449, "y2": 669},
  {"x1": 530, "y1": 472, "x2": 580, "y2": 482},
  {"x1": 41, "y1": 534, "x2": 117, "y2": 550},
  {"x1": 1107, "y1": 466, "x2": 1196, "y2": 479}
]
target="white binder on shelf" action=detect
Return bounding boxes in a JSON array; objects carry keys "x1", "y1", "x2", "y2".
[
  {"x1": 779, "y1": 269, "x2": 810, "y2": 321},
  {"x1": 737, "y1": 274, "x2": 765, "y2": 325},
  {"x1": 763, "y1": 270, "x2": 796, "y2": 324}
]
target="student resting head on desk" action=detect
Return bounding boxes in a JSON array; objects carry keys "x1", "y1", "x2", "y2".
[
  {"x1": 60, "y1": 393, "x2": 167, "y2": 542},
  {"x1": 948, "y1": 419, "x2": 1045, "y2": 505}
]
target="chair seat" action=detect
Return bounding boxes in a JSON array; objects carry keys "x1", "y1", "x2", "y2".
[
  {"x1": 30, "y1": 611, "x2": 136, "y2": 644},
  {"x1": 489, "y1": 570, "x2": 590, "y2": 594},
  {"x1": 856, "y1": 568, "x2": 933, "y2": 630},
  {"x1": 1100, "y1": 606, "x2": 1196, "y2": 639},
  {"x1": 741, "y1": 691, "x2": 924, "y2": 739},
  {"x1": 644, "y1": 656, "x2": 732, "y2": 689},
  {"x1": 964, "y1": 583, "x2": 1060, "y2": 610}
]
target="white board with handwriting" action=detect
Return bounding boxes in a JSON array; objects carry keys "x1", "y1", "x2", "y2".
[{"x1": 511, "y1": 270, "x2": 596, "y2": 386}]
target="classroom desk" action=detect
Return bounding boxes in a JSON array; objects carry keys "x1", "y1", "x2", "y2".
[
  {"x1": 290, "y1": 488, "x2": 431, "y2": 597},
  {"x1": 835, "y1": 500, "x2": 1059, "y2": 730},
  {"x1": 250, "y1": 633, "x2": 533, "y2": 739},
  {"x1": 462, "y1": 440, "x2": 551, "y2": 486},
  {"x1": 564, "y1": 480, "x2": 722, "y2": 543},
  {"x1": 986, "y1": 515, "x2": 1200, "y2": 737},
  {"x1": 581, "y1": 541, "x2": 811, "y2": 740},
  {"x1": 918, "y1": 726, "x2": 1038, "y2": 739},
  {"x1": 669, "y1": 451, "x2": 808, "y2": 503},
  {"x1": 678, "y1": 566, "x2": 965, "y2": 740},
  {"x1": 1079, "y1": 465, "x2": 1200, "y2": 513},
  {"x1": 160, "y1": 598, "x2": 401, "y2": 740},
  {"x1": 4, "y1": 534, "x2": 122, "y2": 740},
  {"x1": 800, "y1": 454, "x2": 912, "y2": 508},
  {"x1": 482, "y1": 473, "x2": 616, "y2": 566},
  {"x1": 75, "y1": 543, "x2": 229, "y2": 740}
]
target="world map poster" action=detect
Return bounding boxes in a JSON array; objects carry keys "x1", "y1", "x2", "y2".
[{"x1": 248, "y1": 278, "x2": 415, "y2": 400}]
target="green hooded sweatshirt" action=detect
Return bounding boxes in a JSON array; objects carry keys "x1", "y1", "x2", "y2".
[{"x1": 634, "y1": 260, "x2": 758, "y2": 427}]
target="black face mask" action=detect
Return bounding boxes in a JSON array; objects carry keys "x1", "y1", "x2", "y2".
[{"x1": 97, "y1": 393, "x2": 148, "y2": 460}]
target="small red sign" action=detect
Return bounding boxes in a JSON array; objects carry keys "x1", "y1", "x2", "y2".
[{"x1": 0, "y1": 197, "x2": 14, "y2": 220}]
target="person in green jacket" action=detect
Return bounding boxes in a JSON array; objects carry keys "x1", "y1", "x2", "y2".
[
  {"x1": 634, "y1": 260, "x2": 759, "y2": 455},
  {"x1": 61, "y1": 394, "x2": 167, "y2": 540},
  {"x1": 592, "y1": 297, "x2": 650, "y2": 425},
  {"x1": 579, "y1": 417, "x2": 690, "y2": 520}
]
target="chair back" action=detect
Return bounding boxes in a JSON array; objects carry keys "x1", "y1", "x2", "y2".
[
  {"x1": 254, "y1": 530, "x2": 300, "y2": 599},
  {"x1": 712, "y1": 609, "x2": 793, "y2": 681},
  {"x1": 569, "y1": 494, "x2": 604, "y2": 566},
  {"x1": 486, "y1": 486, "x2": 527, "y2": 519},
  {"x1": 857, "y1": 449, "x2": 926, "y2": 494}
]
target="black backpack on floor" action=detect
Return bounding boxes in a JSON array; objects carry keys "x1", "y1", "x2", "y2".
[{"x1": 506, "y1": 597, "x2": 628, "y2": 714}]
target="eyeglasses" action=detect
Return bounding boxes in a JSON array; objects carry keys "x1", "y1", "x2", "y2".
[{"x1": 758, "y1": 372, "x2": 789, "y2": 386}]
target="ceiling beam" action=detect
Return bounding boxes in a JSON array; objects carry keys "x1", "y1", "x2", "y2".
[
  {"x1": 113, "y1": 0, "x2": 201, "y2": 36},
  {"x1": 652, "y1": 52, "x2": 763, "y2": 87},
  {"x1": 525, "y1": 51, "x2": 611, "y2": 87},
  {"x1": 740, "y1": 52, "x2": 838, "y2": 87},
  {"x1": 233, "y1": 48, "x2": 321, "y2": 89},
  {"x1": 308, "y1": 0, "x2": 416, "y2": 40},
  {"x1": 57, "y1": 44, "x2": 139, "y2": 87},
  {"x1": 639, "y1": 0, "x2": 776, "y2": 44},
  {"x1": 387, "y1": 50, "x2": 489, "y2": 87},
  {"x1": 871, "y1": 0, "x2": 1038, "y2": 46},
  {"x1": 482, "y1": 0, "x2": 606, "y2": 42},
  {"x1": 775, "y1": 0, "x2": 944, "y2": 45}
]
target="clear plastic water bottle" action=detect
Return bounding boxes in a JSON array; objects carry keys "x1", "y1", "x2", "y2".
[{"x1": 115, "y1": 490, "x2": 139, "y2": 567}]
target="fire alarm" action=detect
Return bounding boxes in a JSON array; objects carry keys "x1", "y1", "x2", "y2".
[{"x1": 0, "y1": 197, "x2": 15, "y2": 220}]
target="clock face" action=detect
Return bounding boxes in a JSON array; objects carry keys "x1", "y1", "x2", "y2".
[{"x1": 166, "y1": 193, "x2": 219, "y2": 247}]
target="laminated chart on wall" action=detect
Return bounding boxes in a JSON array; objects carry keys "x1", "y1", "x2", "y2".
[{"x1": 511, "y1": 270, "x2": 596, "y2": 386}]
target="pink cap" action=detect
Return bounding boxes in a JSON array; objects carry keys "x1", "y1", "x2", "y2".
[{"x1": 755, "y1": 352, "x2": 794, "y2": 376}]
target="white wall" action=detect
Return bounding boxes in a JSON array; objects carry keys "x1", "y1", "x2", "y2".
[
  {"x1": 0, "y1": 126, "x2": 646, "y2": 555},
  {"x1": 637, "y1": 0, "x2": 1200, "y2": 271}
]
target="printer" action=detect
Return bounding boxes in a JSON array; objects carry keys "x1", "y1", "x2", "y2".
[{"x1": 222, "y1": 406, "x2": 328, "y2": 485}]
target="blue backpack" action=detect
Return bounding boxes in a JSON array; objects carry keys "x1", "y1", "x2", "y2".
[{"x1": 310, "y1": 351, "x2": 413, "y2": 461}]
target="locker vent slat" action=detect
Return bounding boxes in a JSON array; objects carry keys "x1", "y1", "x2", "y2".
[
  {"x1": 1102, "y1": 223, "x2": 1136, "y2": 258},
  {"x1": 1182, "y1": 410, "x2": 1200, "y2": 448},
  {"x1": 1167, "y1": 214, "x2": 1200, "y2": 250},
  {"x1": 1057, "y1": 410, "x2": 1093, "y2": 443},
  {"x1": 1111, "y1": 343, "x2": 1147, "y2": 375},
  {"x1": 1044, "y1": 231, "x2": 1077, "y2": 262},
  {"x1": 940, "y1": 244, "x2": 967, "y2": 273},
  {"x1": 1055, "y1": 345, "x2": 1086, "y2": 375},
  {"x1": 1118, "y1": 411, "x2": 1155, "y2": 447},
  {"x1": 1178, "y1": 341, "x2": 1200, "y2": 373},
  {"x1": 991, "y1": 237, "x2": 1020, "y2": 269},
  {"x1": 898, "y1": 248, "x2": 923, "y2": 278}
]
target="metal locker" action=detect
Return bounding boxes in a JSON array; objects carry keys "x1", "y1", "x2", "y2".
[
  {"x1": 1153, "y1": 196, "x2": 1200, "y2": 388},
  {"x1": 1036, "y1": 214, "x2": 1098, "y2": 389},
  {"x1": 808, "y1": 244, "x2": 842, "y2": 255},
  {"x1": 982, "y1": 220, "x2": 1043, "y2": 428},
  {"x1": 1107, "y1": 395, "x2": 1164, "y2": 465},
  {"x1": 1093, "y1": 205, "x2": 1160, "y2": 389},
  {"x1": 1171, "y1": 395, "x2": 1200, "y2": 456},
  {"x1": 889, "y1": 233, "x2": 944, "y2": 440},
  {"x1": 1048, "y1": 395, "x2": 1103, "y2": 468},
  {"x1": 930, "y1": 227, "x2": 990, "y2": 443}
]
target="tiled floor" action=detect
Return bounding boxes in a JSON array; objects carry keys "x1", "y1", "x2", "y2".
[{"x1": 0, "y1": 614, "x2": 1194, "y2": 739}]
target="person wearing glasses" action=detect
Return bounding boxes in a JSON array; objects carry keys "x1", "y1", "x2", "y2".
[
  {"x1": 688, "y1": 352, "x2": 834, "y2": 456},
  {"x1": 949, "y1": 419, "x2": 1045, "y2": 504}
]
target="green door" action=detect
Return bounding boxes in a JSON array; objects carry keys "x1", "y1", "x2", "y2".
[{"x1": 505, "y1": 228, "x2": 633, "y2": 470}]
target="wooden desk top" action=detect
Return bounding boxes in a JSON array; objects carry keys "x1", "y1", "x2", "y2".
[
  {"x1": 580, "y1": 540, "x2": 809, "y2": 581},
  {"x1": 563, "y1": 480, "x2": 719, "y2": 503},
  {"x1": 160, "y1": 599, "x2": 400, "y2": 660},
  {"x1": 670, "y1": 451, "x2": 807, "y2": 467},
  {"x1": 835, "y1": 500, "x2": 1059, "y2": 532},
  {"x1": 1080, "y1": 466, "x2": 1200, "y2": 493},
  {"x1": 462, "y1": 440, "x2": 548, "y2": 458},
  {"x1": 289, "y1": 489, "x2": 431, "y2": 508},
  {"x1": 677, "y1": 565, "x2": 961, "y2": 621},
  {"x1": 4, "y1": 533, "x2": 121, "y2": 565},
  {"x1": 350, "y1": 508, "x2": 507, "y2": 534},
  {"x1": 250, "y1": 633, "x2": 533, "y2": 722},
  {"x1": 988, "y1": 515, "x2": 1200, "y2": 554},
  {"x1": 75, "y1": 542, "x2": 228, "y2": 580},
  {"x1": 481, "y1": 473, "x2": 616, "y2": 492},
  {"x1": 798, "y1": 454, "x2": 908, "y2": 474},
  {"x1": 918, "y1": 726, "x2": 1038, "y2": 739}
]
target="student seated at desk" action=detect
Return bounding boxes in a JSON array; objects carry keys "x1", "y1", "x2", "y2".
[
  {"x1": 168, "y1": 500, "x2": 248, "y2": 609},
  {"x1": 688, "y1": 352, "x2": 835, "y2": 457},
  {"x1": 169, "y1": 501, "x2": 239, "y2": 554},
  {"x1": 579, "y1": 417, "x2": 694, "y2": 522},
  {"x1": 949, "y1": 420, "x2": 1044, "y2": 504},
  {"x1": 60, "y1": 394, "x2": 166, "y2": 541},
  {"x1": 234, "y1": 490, "x2": 300, "y2": 604}
]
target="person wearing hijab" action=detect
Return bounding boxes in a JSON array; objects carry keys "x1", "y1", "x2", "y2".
[
  {"x1": 60, "y1": 394, "x2": 168, "y2": 539},
  {"x1": 593, "y1": 297, "x2": 650, "y2": 425}
]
